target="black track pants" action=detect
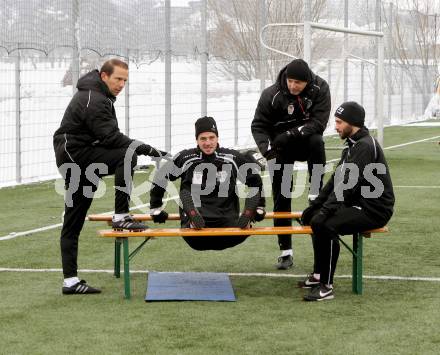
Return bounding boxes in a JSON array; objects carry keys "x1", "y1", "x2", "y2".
[
  {"x1": 270, "y1": 134, "x2": 326, "y2": 250},
  {"x1": 310, "y1": 206, "x2": 386, "y2": 285},
  {"x1": 60, "y1": 147, "x2": 137, "y2": 278}
]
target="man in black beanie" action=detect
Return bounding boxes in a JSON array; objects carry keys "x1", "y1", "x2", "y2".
[
  {"x1": 252, "y1": 58, "x2": 331, "y2": 269},
  {"x1": 299, "y1": 101, "x2": 395, "y2": 301},
  {"x1": 149, "y1": 116, "x2": 266, "y2": 251}
]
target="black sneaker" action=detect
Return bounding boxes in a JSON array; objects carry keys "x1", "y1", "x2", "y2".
[
  {"x1": 62, "y1": 280, "x2": 101, "y2": 295},
  {"x1": 112, "y1": 215, "x2": 147, "y2": 231},
  {"x1": 297, "y1": 273, "x2": 320, "y2": 288},
  {"x1": 180, "y1": 189, "x2": 205, "y2": 229},
  {"x1": 303, "y1": 284, "x2": 334, "y2": 301},
  {"x1": 275, "y1": 255, "x2": 293, "y2": 270}
]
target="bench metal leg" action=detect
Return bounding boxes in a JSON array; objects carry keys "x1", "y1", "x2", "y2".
[
  {"x1": 113, "y1": 237, "x2": 151, "y2": 299},
  {"x1": 122, "y1": 238, "x2": 131, "y2": 299},
  {"x1": 114, "y1": 238, "x2": 122, "y2": 278},
  {"x1": 352, "y1": 233, "x2": 363, "y2": 294}
]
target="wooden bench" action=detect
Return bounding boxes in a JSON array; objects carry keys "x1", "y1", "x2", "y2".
[
  {"x1": 89, "y1": 212, "x2": 388, "y2": 299},
  {"x1": 88, "y1": 211, "x2": 302, "y2": 222}
]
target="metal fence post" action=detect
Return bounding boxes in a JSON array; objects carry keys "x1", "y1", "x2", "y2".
[
  {"x1": 201, "y1": 0, "x2": 207, "y2": 116},
  {"x1": 376, "y1": 0, "x2": 384, "y2": 145},
  {"x1": 387, "y1": 2, "x2": 393, "y2": 125},
  {"x1": 303, "y1": 1, "x2": 311, "y2": 63},
  {"x1": 387, "y1": 62, "x2": 392, "y2": 124},
  {"x1": 327, "y1": 59, "x2": 332, "y2": 87},
  {"x1": 343, "y1": 0, "x2": 348, "y2": 102},
  {"x1": 72, "y1": 0, "x2": 80, "y2": 94},
  {"x1": 360, "y1": 60, "x2": 364, "y2": 106},
  {"x1": 375, "y1": 0, "x2": 381, "y2": 122},
  {"x1": 125, "y1": 50, "x2": 130, "y2": 136},
  {"x1": 15, "y1": 51, "x2": 22, "y2": 184},
  {"x1": 234, "y1": 61, "x2": 238, "y2": 146},
  {"x1": 165, "y1": 0, "x2": 172, "y2": 152},
  {"x1": 377, "y1": 36, "x2": 384, "y2": 146},
  {"x1": 259, "y1": 0, "x2": 266, "y2": 93},
  {"x1": 411, "y1": 60, "x2": 416, "y2": 118},
  {"x1": 400, "y1": 64, "x2": 404, "y2": 120}
]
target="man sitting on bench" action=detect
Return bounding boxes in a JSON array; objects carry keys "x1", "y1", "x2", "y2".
[
  {"x1": 300, "y1": 101, "x2": 395, "y2": 301},
  {"x1": 149, "y1": 116, "x2": 266, "y2": 250}
]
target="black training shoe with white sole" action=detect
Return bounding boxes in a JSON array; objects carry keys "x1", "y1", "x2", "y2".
[
  {"x1": 303, "y1": 284, "x2": 334, "y2": 301},
  {"x1": 297, "y1": 273, "x2": 320, "y2": 288},
  {"x1": 112, "y1": 215, "x2": 147, "y2": 231},
  {"x1": 275, "y1": 255, "x2": 293, "y2": 270},
  {"x1": 180, "y1": 189, "x2": 205, "y2": 229},
  {"x1": 62, "y1": 280, "x2": 101, "y2": 295}
]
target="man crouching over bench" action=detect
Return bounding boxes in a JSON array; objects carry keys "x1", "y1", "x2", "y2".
[{"x1": 149, "y1": 116, "x2": 266, "y2": 250}]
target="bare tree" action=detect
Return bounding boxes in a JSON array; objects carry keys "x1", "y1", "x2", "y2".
[
  {"x1": 387, "y1": 0, "x2": 440, "y2": 102},
  {"x1": 208, "y1": 0, "x2": 327, "y2": 81}
]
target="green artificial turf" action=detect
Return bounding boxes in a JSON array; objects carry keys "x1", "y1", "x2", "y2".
[{"x1": 1, "y1": 125, "x2": 439, "y2": 354}]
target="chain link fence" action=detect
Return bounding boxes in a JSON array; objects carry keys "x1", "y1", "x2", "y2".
[{"x1": 0, "y1": 0, "x2": 436, "y2": 187}]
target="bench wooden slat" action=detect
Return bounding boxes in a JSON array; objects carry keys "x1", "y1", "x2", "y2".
[
  {"x1": 98, "y1": 226, "x2": 387, "y2": 238},
  {"x1": 88, "y1": 211, "x2": 303, "y2": 222}
]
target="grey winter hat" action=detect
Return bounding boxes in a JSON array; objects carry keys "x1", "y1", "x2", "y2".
[
  {"x1": 285, "y1": 59, "x2": 310, "y2": 82},
  {"x1": 195, "y1": 116, "x2": 218, "y2": 138},
  {"x1": 334, "y1": 101, "x2": 365, "y2": 127}
]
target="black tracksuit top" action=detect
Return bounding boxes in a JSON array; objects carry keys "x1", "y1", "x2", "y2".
[
  {"x1": 53, "y1": 70, "x2": 133, "y2": 166},
  {"x1": 315, "y1": 127, "x2": 395, "y2": 224},
  {"x1": 252, "y1": 64, "x2": 331, "y2": 155},
  {"x1": 150, "y1": 147, "x2": 264, "y2": 222}
]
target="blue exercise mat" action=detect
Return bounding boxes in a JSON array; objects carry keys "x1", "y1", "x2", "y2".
[{"x1": 145, "y1": 272, "x2": 236, "y2": 302}]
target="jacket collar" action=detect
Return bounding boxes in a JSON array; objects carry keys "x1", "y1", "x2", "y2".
[
  {"x1": 346, "y1": 126, "x2": 369, "y2": 146},
  {"x1": 196, "y1": 144, "x2": 220, "y2": 159}
]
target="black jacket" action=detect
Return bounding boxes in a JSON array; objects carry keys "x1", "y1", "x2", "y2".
[
  {"x1": 53, "y1": 70, "x2": 133, "y2": 166},
  {"x1": 313, "y1": 127, "x2": 395, "y2": 224},
  {"x1": 150, "y1": 146, "x2": 265, "y2": 222},
  {"x1": 252, "y1": 64, "x2": 331, "y2": 155}
]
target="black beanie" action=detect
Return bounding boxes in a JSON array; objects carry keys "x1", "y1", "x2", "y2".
[
  {"x1": 195, "y1": 116, "x2": 218, "y2": 138},
  {"x1": 334, "y1": 101, "x2": 365, "y2": 127},
  {"x1": 285, "y1": 59, "x2": 310, "y2": 82}
]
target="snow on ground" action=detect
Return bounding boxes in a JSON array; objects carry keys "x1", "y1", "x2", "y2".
[{"x1": 0, "y1": 59, "x2": 429, "y2": 187}]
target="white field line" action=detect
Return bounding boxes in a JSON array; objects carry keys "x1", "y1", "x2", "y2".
[
  {"x1": 384, "y1": 135, "x2": 440, "y2": 149},
  {"x1": 0, "y1": 195, "x2": 178, "y2": 241},
  {"x1": 1, "y1": 134, "x2": 440, "y2": 241},
  {"x1": 0, "y1": 267, "x2": 439, "y2": 282}
]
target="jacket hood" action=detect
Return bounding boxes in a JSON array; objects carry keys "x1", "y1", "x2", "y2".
[
  {"x1": 76, "y1": 70, "x2": 115, "y2": 100},
  {"x1": 275, "y1": 64, "x2": 315, "y2": 94}
]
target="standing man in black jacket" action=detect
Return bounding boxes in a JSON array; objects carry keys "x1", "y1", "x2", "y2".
[
  {"x1": 150, "y1": 116, "x2": 266, "y2": 251},
  {"x1": 300, "y1": 101, "x2": 395, "y2": 301},
  {"x1": 53, "y1": 59, "x2": 168, "y2": 294},
  {"x1": 252, "y1": 59, "x2": 331, "y2": 270}
]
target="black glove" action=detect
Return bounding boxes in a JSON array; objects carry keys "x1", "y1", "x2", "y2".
[
  {"x1": 237, "y1": 208, "x2": 255, "y2": 228},
  {"x1": 254, "y1": 207, "x2": 266, "y2": 222},
  {"x1": 180, "y1": 189, "x2": 205, "y2": 229},
  {"x1": 272, "y1": 128, "x2": 302, "y2": 151},
  {"x1": 150, "y1": 208, "x2": 168, "y2": 223},
  {"x1": 149, "y1": 148, "x2": 170, "y2": 158},
  {"x1": 136, "y1": 144, "x2": 170, "y2": 158},
  {"x1": 263, "y1": 149, "x2": 277, "y2": 161},
  {"x1": 237, "y1": 193, "x2": 260, "y2": 228},
  {"x1": 301, "y1": 204, "x2": 320, "y2": 226},
  {"x1": 310, "y1": 211, "x2": 328, "y2": 227}
]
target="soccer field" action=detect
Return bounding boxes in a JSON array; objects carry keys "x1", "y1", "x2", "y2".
[{"x1": 1, "y1": 125, "x2": 440, "y2": 354}]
